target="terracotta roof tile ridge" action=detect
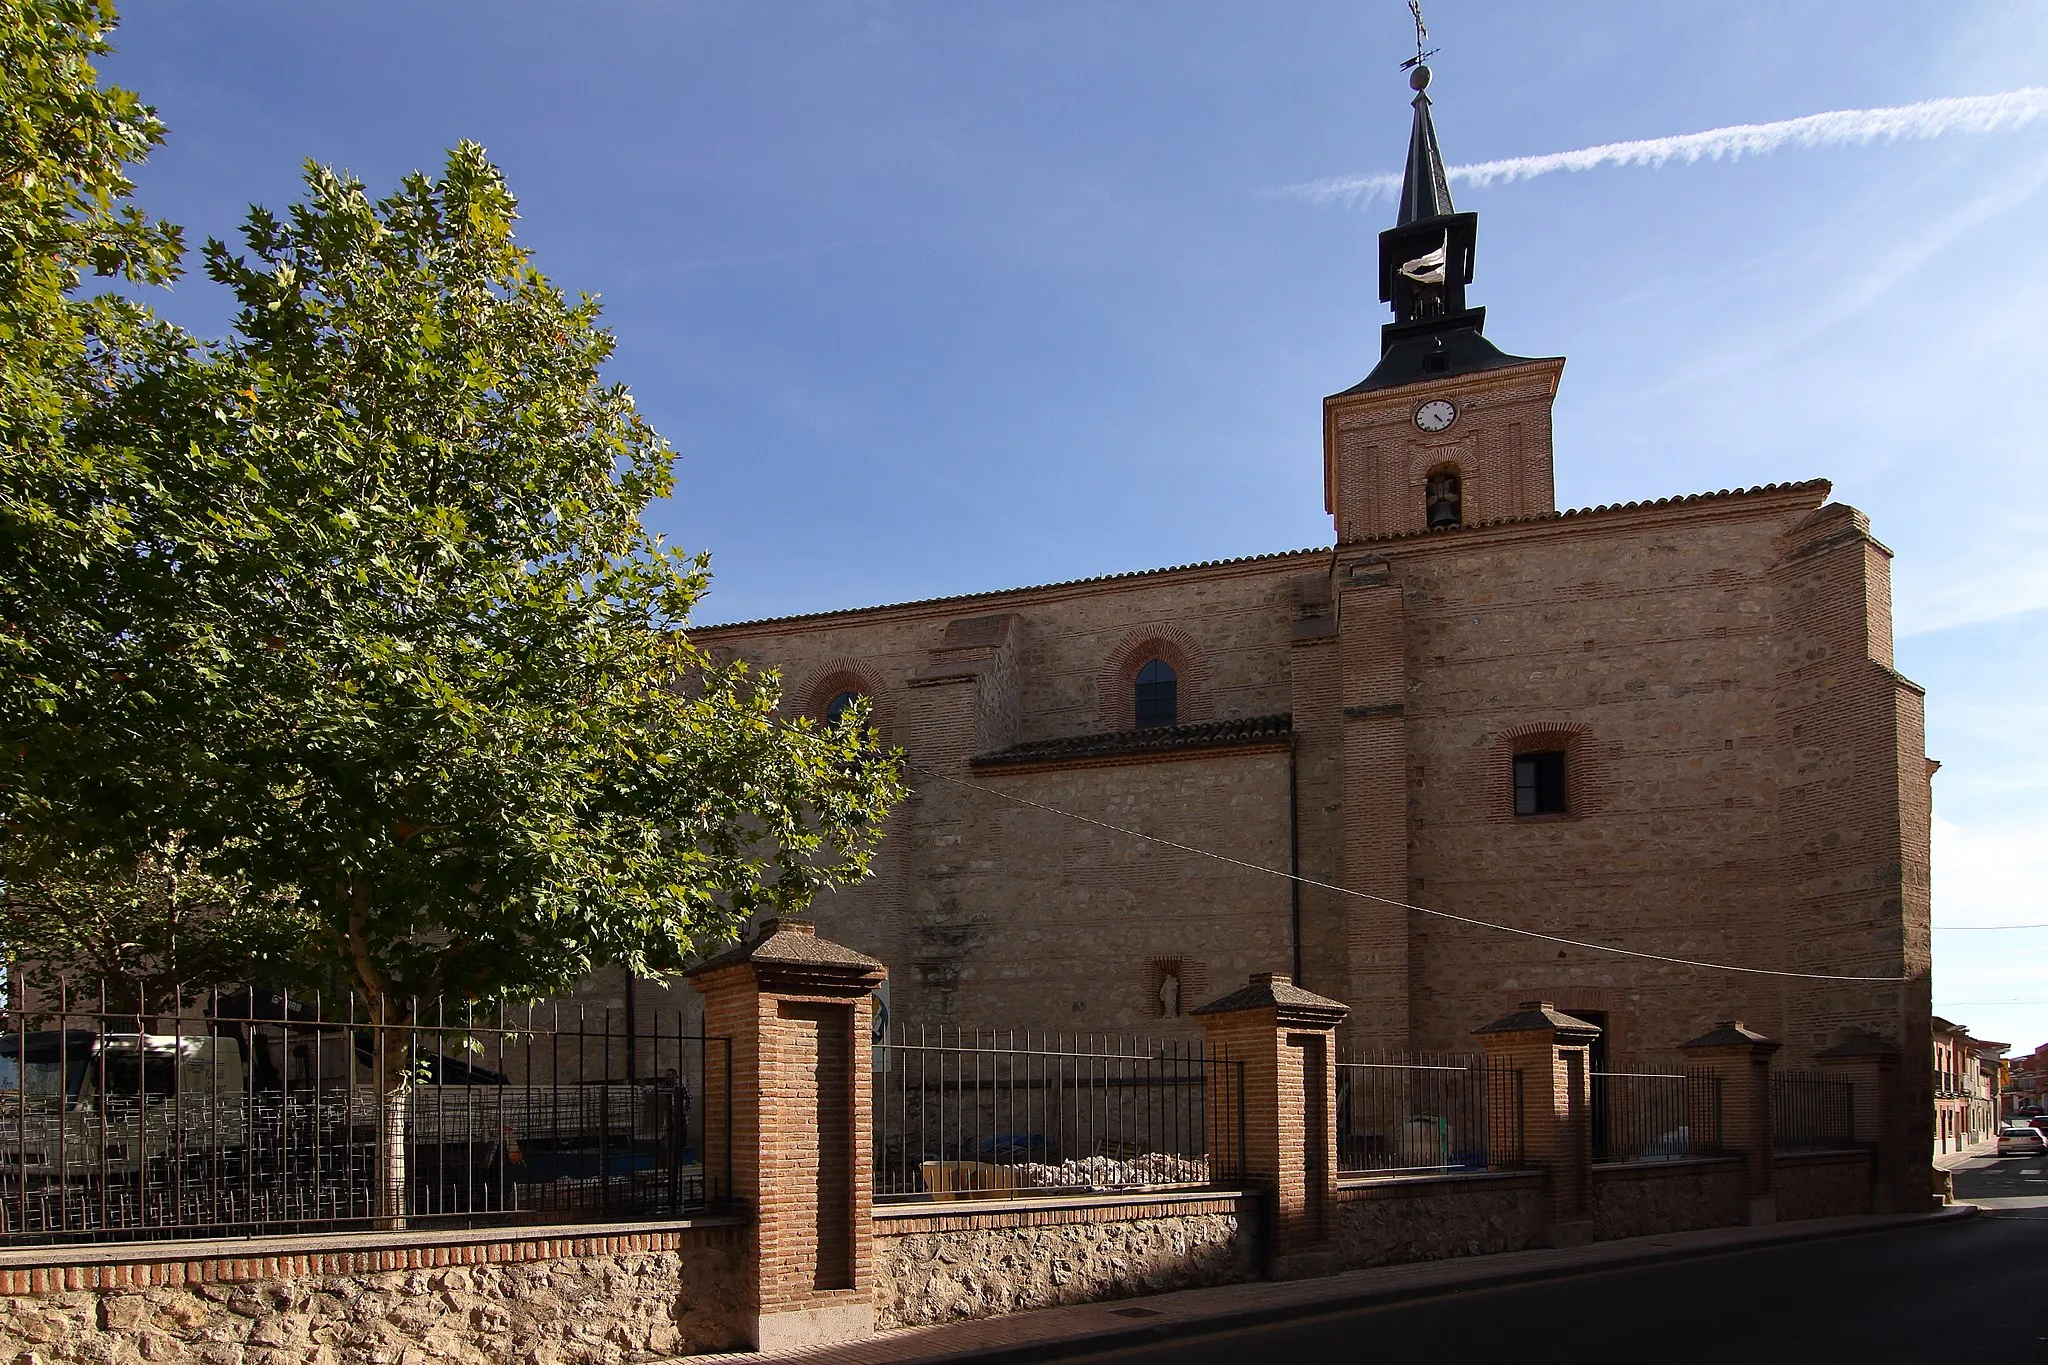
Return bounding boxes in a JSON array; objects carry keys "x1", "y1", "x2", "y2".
[
  {"x1": 1337, "y1": 479, "x2": 1832, "y2": 549},
  {"x1": 1189, "y1": 972, "x2": 1348, "y2": 1021},
  {"x1": 696, "y1": 545, "x2": 1334, "y2": 632},
  {"x1": 972, "y1": 713, "x2": 1293, "y2": 767},
  {"x1": 687, "y1": 916, "x2": 885, "y2": 977}
]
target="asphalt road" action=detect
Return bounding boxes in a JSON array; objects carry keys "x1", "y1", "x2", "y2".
[{"x1": 1062, "y1": 1158, "x2": 2048, "y2": 1365}]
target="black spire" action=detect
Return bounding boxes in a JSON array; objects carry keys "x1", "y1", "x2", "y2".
[
  {"x1": 1331, "y1": 62, "x2": 1536, "y2": 396},
  {"x1": 1396, "y1": 89, "x2": 1454, "y2": 225}
]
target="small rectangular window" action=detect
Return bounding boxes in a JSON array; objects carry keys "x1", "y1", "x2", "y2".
[{"x1": 1514, "y1": 751, "x2": 1568, "y2": 816}]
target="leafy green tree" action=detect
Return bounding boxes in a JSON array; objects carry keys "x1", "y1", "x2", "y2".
[
  {"x1": 77, "y1": 146, "x2": 903, "y2": 1213},
  {"x1": 137, "y1": 145, "x2": 902, "y2": 1015},
  {"x1": 2, "y1": 3, "x2": 902, "y2": 1220},
  {"x1": 0, "y1": 839, "x2": 306, "y2": 1019},
  {"x1": 0, "y1": 0, "x2": 189, "y2": 873}
]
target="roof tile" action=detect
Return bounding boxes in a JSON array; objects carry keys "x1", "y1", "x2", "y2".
[{"x1": 970, "y1": 714, "x2": 1292, "y2": 770}]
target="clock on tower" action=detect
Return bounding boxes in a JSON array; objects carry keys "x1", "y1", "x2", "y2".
[{"x1": 1318, "y1": 60, "x2": 1564, "y2": 541}]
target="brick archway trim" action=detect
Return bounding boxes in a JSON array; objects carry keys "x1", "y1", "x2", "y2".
[
  {"x1": 1099, "y1": 625, "x2": 1207, "y2": 730},
  {"x1": 1489, "y1": 721, "x2": 1605, "y2": 821},
  {"x1": 799, "y1": 659, "x2": 892, "y2": 738}
]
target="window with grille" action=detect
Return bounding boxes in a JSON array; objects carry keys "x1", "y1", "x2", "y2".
[
  {"x1": 1133, "y1": 660, "x2": 1177, "y2": 729},
  {"x1": 1514, "y1": 750, "x2": 1567, "y2": 816}
]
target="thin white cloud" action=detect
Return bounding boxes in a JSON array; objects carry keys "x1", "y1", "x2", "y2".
[
  {"x1": 1626, "y1": 148, "x2": 2048, "y2": 401},
  {"x1": 1283, "y1": 87, "x2": 2048, "y2": 206},
  {"x1": 1899, "y1": 519, "x2": 2048, "y2": 637}
]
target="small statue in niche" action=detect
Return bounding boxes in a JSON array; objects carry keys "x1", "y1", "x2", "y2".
[{"x1": 1158, "y1": 971, "x2": 1181, "y2": 1019}]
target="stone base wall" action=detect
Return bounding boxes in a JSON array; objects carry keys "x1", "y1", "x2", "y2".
[
  {"x1": 1773, "y1": 1150, "x2": 1874, "y2": 1222},
  {"x1": 873, "y1": 1191, "x2": 1258, "y2": 1329},
  {"x1": 0, "y1": 1220, "x2": 748, "y2": 1365},
  {"x1": 1331, "y1": 1172, "x2": 1548, "y2": 1270},
  {"x1": 1589, "y1": 1159, "x2": 1747, "y2": 1242}
]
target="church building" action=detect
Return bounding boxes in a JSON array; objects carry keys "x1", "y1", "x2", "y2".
[{"x1": 697, "y1": 73, "x2": 1934, "y2": 1096}]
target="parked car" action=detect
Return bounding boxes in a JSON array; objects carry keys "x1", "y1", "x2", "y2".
[{"x1": 1996, "y1": 1125, "x2": 2047, "y2": 1157}]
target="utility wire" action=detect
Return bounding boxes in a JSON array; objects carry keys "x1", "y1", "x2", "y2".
[
  {"x1": 912, "y1": 764, "x2": 1909, "y2": 984},
  {"x1": 1934, "y1": 1001, "x2": 2048, "y2": 1007},
  {"x1": 1934, "y1": 924, "x2": 2048, "y2": 931}
]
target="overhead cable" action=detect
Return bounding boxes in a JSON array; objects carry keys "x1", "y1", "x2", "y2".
[{"x1": 912, "y1": 765, "x2": 1910, "y2": 984}]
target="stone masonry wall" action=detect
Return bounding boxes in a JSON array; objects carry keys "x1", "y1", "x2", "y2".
[
  {"x1": 872, "y1": 1194, "x2": 1258, "y2": 1329},
  {"x1": 1772, "y1": 1150, "x2": 1874, "y2": 1222},
  {"x1": 701, "y1": 475, "x2": 1924, "y2": 1112},
  {"x1": 1331, "y1": 1172, "x2": 1548, "y2": 1270},
  {"x1": 1588, "y1": 1159, "x2": 1747, "y2": 1242},
  {"x1": 701, "y1": 551, "x2": 1319, "y2": 1037},
  {"x1": 0, "y1": 1222, "x2": 747, "y2": 1365},
  {"x1": 1393, "y1": 493, "x2": 1849, "y2": 1064}
]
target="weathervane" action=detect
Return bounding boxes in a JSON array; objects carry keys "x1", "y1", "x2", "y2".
[
  {"x1": 1400, "y1": 0, "x2": 1438, "y2": 71},
  {"x1": 1401, "y1": 0, "x2": 1439, "y2": 87}
]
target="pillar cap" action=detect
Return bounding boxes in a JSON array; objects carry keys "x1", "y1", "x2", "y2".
[
  {"x1": 1191, "y1": 973, "x2": 1348, "y2": 1028},
  {"x1": 1680, "y1": 1020, "x2": 1781, "y2": 1053},
  {"x1": 688, "y1": 916, "x2": 886, "y2": 994},
  {"x1": 1474, "y1": 1001, "x2": 1602, "y2": 1043}
]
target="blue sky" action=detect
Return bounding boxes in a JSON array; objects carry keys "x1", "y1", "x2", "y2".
[{"x1": 101, "y1": 2, "x2": 2048, "y2": 1054}]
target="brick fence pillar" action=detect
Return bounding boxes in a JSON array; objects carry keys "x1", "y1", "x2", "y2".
[
  {"x1": 1680, "y1": 1021, "x2": 1781, "y2": 1225},
  {"x1": 1475, "y1": 1002, "x2": 1600, "y2": 1247},
  {"x1": 1816, "y1": 1031, "x2": 1919, "y2": 1213},
  {"x1": 1191, "y1": 973, "x2": 1348, "y2": 1278},
  {"x1": 689, "y1": 918, "x2": 886, "y2": 1351}
]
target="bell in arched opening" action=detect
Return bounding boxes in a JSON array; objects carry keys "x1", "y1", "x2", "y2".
[{"x1": 1426, "y1": 468, "x2": 1463, "y2": 530}]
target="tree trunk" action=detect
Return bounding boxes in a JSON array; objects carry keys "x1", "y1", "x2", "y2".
[
  {"x1": 350, "y1": 883, "x2": 410, "y2": 1229},
  {"x1": 372, "y1": 1000, "x2": 411, "y2": 1230}
]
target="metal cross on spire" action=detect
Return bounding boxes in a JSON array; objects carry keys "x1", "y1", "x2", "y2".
[{"x1": 1400, "y1": 0, "x2": 1439, "y2": 73}]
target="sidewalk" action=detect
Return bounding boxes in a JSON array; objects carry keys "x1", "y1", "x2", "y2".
[
  {"x1": 1934, "y1": 1137, "x2": 1998, "y2": 1170},
  {"x1": 704, "y1": 1205, "x2": 1976, "y2": 1364}
]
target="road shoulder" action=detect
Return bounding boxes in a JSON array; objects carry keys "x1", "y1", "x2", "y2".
[{"x1": 705, "y1": 1205, "x2": 1977, "y2": 1364}]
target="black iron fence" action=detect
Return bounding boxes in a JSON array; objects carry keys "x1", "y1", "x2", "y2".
[
  {"x1": 1591, "y1": 1068, "x2": 1722, "y2": 1163},
  {"x1": 1336, "y1": 1053, "x2": 1523, "y2": 1176},
  {"x1": 871, "y1": 1028, "x2": 1242, "y2": 1201},
  {"x1": 0, "y1": 984, "x2": 728, "y2": 1245},
  {"x1": 1772, "y1": 1072, "x2": 1856, "y2": 1152}
]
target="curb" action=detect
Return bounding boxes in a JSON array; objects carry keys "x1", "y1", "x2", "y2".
[{"x1": 881, "y1": 1206, "x2": 1979, "y2": 1365}]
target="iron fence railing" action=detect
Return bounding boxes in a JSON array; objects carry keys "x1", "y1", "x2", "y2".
[
  {"x1": 871, "y1": 1028, "x2": 1242, "y2": 1201},
  {"x1": 0, "y1": 983, "x2": 728, "y2": 1245},
  {"x1": 1591, "y1": 1068, "x2": 1722, "y2": 1163},
  {"x1": 1772, "y1": 1072, "x2": 1856, "y2": 1152},
  {"x1": 1336, "y1": 1054, "x2": 1523, "y2": 1176}
]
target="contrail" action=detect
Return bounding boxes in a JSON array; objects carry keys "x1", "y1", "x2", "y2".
[{"x1": 1285, "y1": 87, "x2": 2048, "y2": 206}]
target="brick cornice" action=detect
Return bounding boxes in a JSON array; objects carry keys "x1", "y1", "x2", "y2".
[
  {"x1": 0, "y1": 1217, "x2": 746, "y2": 1293},
  {"x1": 1349, "y1": 481, "x2": 1832, "y2": 561},
  {"x1": 1322, "y1": 355, "x2": 1567, "y2": 427},
  {"x1": 697, "y1": 483, "x2": 1833, "y2": 642},
  {"x1": 697, "y1": 546, "x2": 1330, "y2": 638}
]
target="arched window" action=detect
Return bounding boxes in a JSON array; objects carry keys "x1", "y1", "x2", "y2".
[
  {"x1": 1133, "y1": 659, "x2": 1177, "y2": 729},
  {"x1": 824, "y1": 690, "x2": 863, "y2": 729},
  {"x1": 1426, "y1": 467, "x2": 1463, "y2": 530}
]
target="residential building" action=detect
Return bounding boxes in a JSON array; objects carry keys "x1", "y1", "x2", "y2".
[
  {"x1": 1932, "y1": 1016, "x2": 2006, "y2": 1153},
  {"x1": 2005, "y1": 1042, "x2": 2047, "y2": 1117}
]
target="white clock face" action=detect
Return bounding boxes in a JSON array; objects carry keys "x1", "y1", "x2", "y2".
[{"x1": 1415, "y1": 399, "x2": 1458, "y2": 433}]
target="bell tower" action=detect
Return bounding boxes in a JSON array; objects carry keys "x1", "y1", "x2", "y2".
[{"x1": 1321, "y1": 63, "x2": 1564, "y2": 542}]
